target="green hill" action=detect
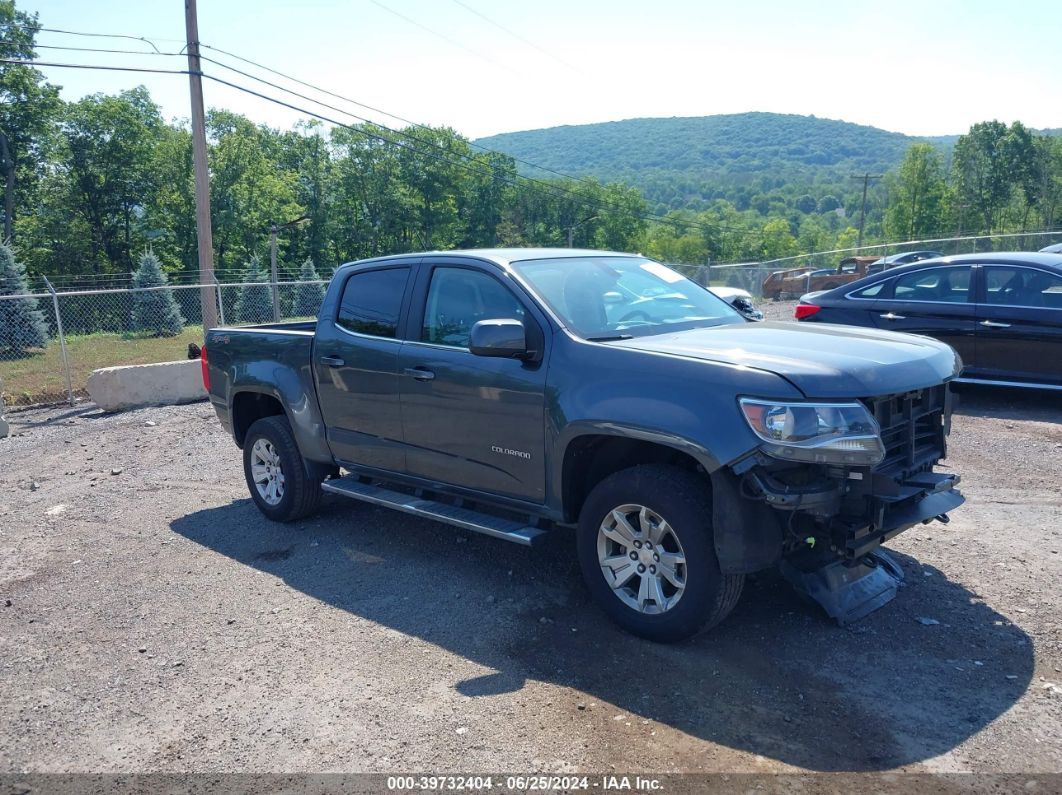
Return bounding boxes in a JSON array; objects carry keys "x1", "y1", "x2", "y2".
[{"x1": 475, "y1": 113, "x2": 940, "y2": 212}]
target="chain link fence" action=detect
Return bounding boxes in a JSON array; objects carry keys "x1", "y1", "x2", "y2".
[
  {"x1": 0, "y1": 279, "x2": 328, "y2": 407},
  {"x1": 2, "y1": 230, "x2": 1060, "y2": 407},
  {"x1": 708, "y1": 230, "x2": 1062, "y2": 300}
]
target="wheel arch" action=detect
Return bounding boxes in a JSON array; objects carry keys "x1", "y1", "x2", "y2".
[
  {"x1": 556, "y1": 423, "x2": 720, "y2": 524},
  {"x1": 230, "y1": 389, "x2": 288, "y2": 448}
]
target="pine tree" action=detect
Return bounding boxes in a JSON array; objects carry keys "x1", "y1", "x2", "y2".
[
  {"x1": 131, "y1": 249, "x2": 185, "y2": 337},
  {"x1": 293, "y1": 258, "x2": 326, "y2": 318},
  {"x1": 234, "y1": 256, "x2": 272, "y2": 324},
  {"x1": 0, "y1": 243, "x2": 48, "y2": 357}
]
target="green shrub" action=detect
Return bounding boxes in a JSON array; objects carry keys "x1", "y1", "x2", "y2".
[{"x1": 131, "y1": 249, "x2": 185, "y2": 337}]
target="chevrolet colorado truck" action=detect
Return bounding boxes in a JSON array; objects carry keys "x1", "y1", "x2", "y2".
[{"x1": 203, "y1": 249, "x2": 964, "y2": 642}]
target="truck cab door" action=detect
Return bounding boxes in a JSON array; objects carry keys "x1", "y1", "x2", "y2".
[
  {"x1": 398, "y1": 262, "x2": 549, "y2": 503},
  {"x1": 313, "y1": 264, "x2": 415, "y2": 473}
]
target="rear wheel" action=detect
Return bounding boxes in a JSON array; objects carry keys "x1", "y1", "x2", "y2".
[
  {"x1": 576, "y1": 464, "x2": 744, "y2": 642},
  {"x1": 243, "y1": 416, "x2": 323, "y2": 522}
]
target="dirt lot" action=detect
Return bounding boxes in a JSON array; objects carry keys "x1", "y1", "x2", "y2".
[{"x1": 1, "y1": 371, "x2": 1061, "y2": 775}]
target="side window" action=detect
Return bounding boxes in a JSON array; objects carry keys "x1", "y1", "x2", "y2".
[
  {"x1": 851, "y1": 282, "x2": 885, "y2": 298},
  {"x1": 336, "y1": 267, "x2": 409, "y2": 338},
  {"x1": 984, "y1": 267, "x2": 1062, "y2": 309},
  {"x1": 422, "y1": 267, "x2": 525, "y2": 348},
  {"x1": 892, "y1": 266, "x2": 972, "y2": 303}
]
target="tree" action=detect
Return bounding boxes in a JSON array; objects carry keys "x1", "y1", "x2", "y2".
[
  {"x1": 293, "y1": 257, "x2": 325, "y2": 317},
  {"x1": 952, "y1": 121, "x2": 1037, "y2": 234},
  {"x1": 0, "y1": 1, "x2": 61, "y2": 241},
  {"x1": 817, "y1": 195, "x2": 841, "y2": 213},
  {"x1": 63, "y1": 87, "x2": 166, "y2": 272},
  {"x1": 794, "y1": 194, "x2": 817, "y2": 214},
  {"x1": 885, "y1": 144, "x2": 946, "y2": 241},
  {"x1": 131, "y1": 249, "x2": 184, "y2": 337},
  {"x1": 234, "y1": 256, "x2": 271, "y2": 324},
  {"x1": 0, "y1": 242, "x2": 48, "y2": 356}
]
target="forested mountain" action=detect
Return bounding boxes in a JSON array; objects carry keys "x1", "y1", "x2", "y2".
[{"x1": 475, "y1": 113, "x2": 1056, "y2": 215}]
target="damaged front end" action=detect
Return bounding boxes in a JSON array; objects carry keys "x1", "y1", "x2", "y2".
[{"x1": 714, "y1": 383, "x2": 963, "y2": 624}]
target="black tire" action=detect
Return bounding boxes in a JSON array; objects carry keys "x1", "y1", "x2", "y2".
[
  {"x1": 242, "y1": 416, "x2": 323, "y2": 522},
  {"x1": 576, "y1": 464, "x2": 744, "y2": 642}
]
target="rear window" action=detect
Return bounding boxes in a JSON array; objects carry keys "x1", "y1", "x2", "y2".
[{"x1": 336, "y1": 267, "x2": 410, "y2": 338}]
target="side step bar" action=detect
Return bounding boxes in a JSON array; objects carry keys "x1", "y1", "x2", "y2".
[{"x1": 321, "y1": 476, "x2": 548, "y2": 547}]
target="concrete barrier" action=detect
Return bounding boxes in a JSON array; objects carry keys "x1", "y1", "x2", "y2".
[{"x1": 87, "y1": 359, "x2": 207, "y2": 413}]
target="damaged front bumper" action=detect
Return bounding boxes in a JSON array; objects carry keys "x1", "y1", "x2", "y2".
[{"x1": 713, "y1": 383, "x2": 964, "y2": 623}]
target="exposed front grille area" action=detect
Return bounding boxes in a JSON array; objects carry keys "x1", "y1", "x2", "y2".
[{"x1": 865, "y1": 384, "x2": 948, "y2": 481}]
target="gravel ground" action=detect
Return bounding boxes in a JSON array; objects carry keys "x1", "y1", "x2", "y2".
[{"x1": 1, "y1": 376, "x2": 1060, "y2": 775}]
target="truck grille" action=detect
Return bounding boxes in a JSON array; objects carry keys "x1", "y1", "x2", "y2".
[{"x1": 864, "y1": 385, "x2": 948, "y2": 480}]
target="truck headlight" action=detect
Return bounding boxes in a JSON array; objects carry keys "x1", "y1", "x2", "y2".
[{"x1": 738, "y1": 398, "x2": 885, "y2": 466}]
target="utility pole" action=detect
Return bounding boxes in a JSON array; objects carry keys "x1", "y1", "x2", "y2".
[
  {"x1": 185, "y1": 0, "x2": 217, "y2": 331},
  {"x1": 851, "y1": 173, "x2": 883, "y2": 252},
  {"x1": 269, "y1": 223, "x2": 280, "y2": 322},
  {"x1": 567, "y1": 214, "x2": 599, "y2": 248}
]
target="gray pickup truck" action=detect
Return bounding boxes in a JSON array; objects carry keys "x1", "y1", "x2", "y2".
[{"x1": 203, "y1": 248, "x2": 964, "y2": 642}]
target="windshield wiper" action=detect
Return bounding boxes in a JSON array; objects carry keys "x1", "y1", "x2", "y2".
[{"x1": 586, "y1": 334, "x2": 634, "y2": 342}]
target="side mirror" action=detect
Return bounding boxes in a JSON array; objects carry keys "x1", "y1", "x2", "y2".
[{"x1": 469, "y1": 319, "x2": 529, "y2": 358}]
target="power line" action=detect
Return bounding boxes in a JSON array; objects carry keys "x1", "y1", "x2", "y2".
[
  {"x1": 198, "y1": 43, "x2": 586, "y2": 184},
  {"x1": 194, "y1": 52, "x2": 755, "y2": 236},
  {"x1": 5, "y1": 30, "x2": 759, "y2": 238},
  {"x1": 368, "y1": 0, "x2": 518, "y2": 75},
  {"x1": 447, "y1": 0, "x2": 580, "y2": 72},
  {"x1": 24, "y1": 42, "x2": 184, "y2": 57},
  {"x1": 0, "y1": 58, "x2": 188, "y2": 76},
  {"x1": 6, "y1": 24, "x2": 756, "y2": 236},
  {"x1": 1, "y1": 23, "x2": 185, "y2": 51},
  {"x1": 200, "y1": 69, "x2": 756, "y2": 238}
]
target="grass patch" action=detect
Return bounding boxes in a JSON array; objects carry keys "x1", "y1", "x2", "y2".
[{"x1": 0, "y1": 326, "x2": 205, "y2": 406}]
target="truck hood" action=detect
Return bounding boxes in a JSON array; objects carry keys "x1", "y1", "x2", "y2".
[{"x1": 611, "y1": 321, "x2": 961, "y2": 398}]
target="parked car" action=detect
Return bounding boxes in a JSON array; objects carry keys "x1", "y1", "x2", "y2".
[
  {"x1": 1040, "y1": 242, "x2": 1062, "y2": 254},
  {"x1": 708, "y1": 286, "x2": 764, "y2": 320},
  {"x1": 761, "y1": 256, "x2": 878, "y2": 300},
  {"x1": 795, "y1": 252, "x2": 1062, "y2": 390},
  {"x1": 204, "y1": 248, "x2": 964, "y2": 641},
  {"x1": 866, "y1": 250, "x2": 944, "y2": 275}
]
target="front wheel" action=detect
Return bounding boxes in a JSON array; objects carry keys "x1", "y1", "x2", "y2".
[
  {"x1": 576, "y1": 464, "x2": 744, "y2": 642},
  {"x1": 242, "y1": 416, "x2": 323, "y2": 522}
]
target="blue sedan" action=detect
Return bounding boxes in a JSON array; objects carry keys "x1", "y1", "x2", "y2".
[{"x1": 795, "y1": 252, "x2": 1062, "y2": 390}]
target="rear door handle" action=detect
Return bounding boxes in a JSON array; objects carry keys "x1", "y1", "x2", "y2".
[
  {"x1": 979, "y1": 320, "x2": 1011, "y2": 329},
  {"x1": 320, "y1": 355, "x2": 345, "y2": 367},
  {"x1": 404, "y1": 367, "x2": 436, "y2": 381},
  {"x1": 880, "y1": 312, "x2": 906, "y2": 321}
]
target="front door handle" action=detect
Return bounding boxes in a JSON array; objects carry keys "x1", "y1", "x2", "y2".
[
  {"x1": 880, "y1": 312, "x2": 906, "y2": 321},
  {"x1": 320, "y1": 355, "x2": 345, "y2": 367},
  {"x1": 980, "y1": 320, "x2": 1011, "y2": 329},
  {"x1": 404, "y1": 367, "x2": 436, "y2": 381}
]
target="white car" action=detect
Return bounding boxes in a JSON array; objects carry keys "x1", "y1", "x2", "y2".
[{"x1": 708, "y1": 286, "x2": 764, "y2": 321}]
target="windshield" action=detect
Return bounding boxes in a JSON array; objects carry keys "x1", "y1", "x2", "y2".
[{"x1": 511, "y1": 256, "x2": 744, "y2": 339}]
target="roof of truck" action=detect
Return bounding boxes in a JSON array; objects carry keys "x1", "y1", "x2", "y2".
[{"x1": 342, "y1": 248, "x2": 643, "y2": 269}]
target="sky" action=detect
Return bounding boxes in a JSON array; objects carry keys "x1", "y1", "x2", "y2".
[{"x1": 17, "y1": 0, "x2": 1062, "y2": 140}]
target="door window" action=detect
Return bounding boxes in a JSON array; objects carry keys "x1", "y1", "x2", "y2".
[
  {"x1": 892, "y1": 266, "x2": 972, "y2": 303},
  {"x1": 983, "y1": 267, "x2": 1062, "y2": 309},
  {"x1": 850, "y1": 282, "x2": 885, "y2": 298},
  {"x1": 422, "y1": 268, "x2": 526, "y2": 348},
  {"x1": 336, "y1": 267, "x2": 410, "y2": 338}
]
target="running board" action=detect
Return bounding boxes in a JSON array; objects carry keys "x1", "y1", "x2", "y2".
[{"x1": 321, "y1": 476, "x2": 548, "y2": 547}]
